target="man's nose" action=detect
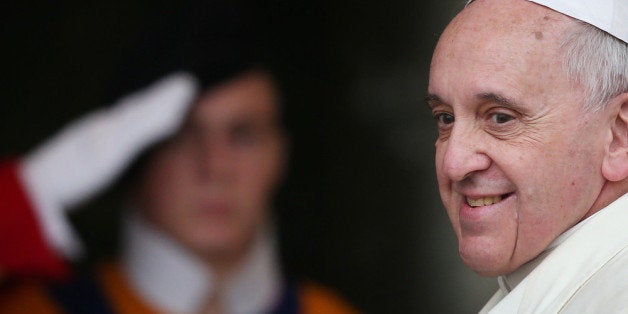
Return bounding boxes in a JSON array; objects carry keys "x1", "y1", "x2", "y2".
[
  {"x1": 439, "y1": 125, "x2": 491, "y2": 182},
  {"x1": 197, "y1": 137, "x2": 233, "y2": 180}
]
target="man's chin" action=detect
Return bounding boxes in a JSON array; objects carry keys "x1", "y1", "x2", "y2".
[
  {"x1": 470, "y1": 265, "x2": 509, "y2": 278},
  {"x1": 460, "y1": 247, "x2": 515, "y2": 277},
  {"x1": 184, "y1": 231, "x2": 252, "y2": 261}
]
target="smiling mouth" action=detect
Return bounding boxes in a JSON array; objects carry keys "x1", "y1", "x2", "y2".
[{"x1": 466, "y1": 193, "x2": 513, "y2": 207}]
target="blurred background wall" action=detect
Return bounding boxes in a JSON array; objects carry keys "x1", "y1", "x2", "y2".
[{"x1": 0, "y1": 0, "x2": 496, "y2": 312}]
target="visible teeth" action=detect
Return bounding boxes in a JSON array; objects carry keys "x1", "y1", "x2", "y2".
[{"x1": 467, "y1": 195, "x2": 502, "y2": 207}]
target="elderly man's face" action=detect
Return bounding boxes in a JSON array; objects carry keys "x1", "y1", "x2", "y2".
[
  {"x1": 428, "y1": 0, "x2": 611, "y2": 276},
  {"x1": 136, "y1": 70, "x2": 286, "y2": 263}
]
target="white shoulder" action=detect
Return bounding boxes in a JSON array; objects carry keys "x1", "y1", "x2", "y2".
[{"x1": 560, "y1": 246, "x2": 628, "y2": 313}]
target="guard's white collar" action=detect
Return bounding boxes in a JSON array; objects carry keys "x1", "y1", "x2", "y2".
[{"x1": 121, "y1": 211, "x2": 282, "y2": 313}]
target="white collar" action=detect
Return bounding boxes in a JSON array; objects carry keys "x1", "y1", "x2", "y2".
[{"x1": 121, "y1": 212, "x2": 283, "y2": 313}]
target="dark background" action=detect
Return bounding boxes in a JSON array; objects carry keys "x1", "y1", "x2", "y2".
[{"x1": 0, "y1": 1, "x2": 495, "y2": 312}]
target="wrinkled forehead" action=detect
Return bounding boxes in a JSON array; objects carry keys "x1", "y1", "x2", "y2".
[
  {"x1": 467, "y1": 0, "x2": 628, "y2": 44},
  {"x1": 429, "y1": 0, "x2": 582, "y2": 106},
  {"x1": 433, "y1": 0, "x2": 571, "y2": 72},
  {"x1": 448, "y1": 0, "x2": 573, "y2": 43}
]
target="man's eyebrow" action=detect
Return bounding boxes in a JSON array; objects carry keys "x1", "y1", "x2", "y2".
[
  {"x1": 424, "y1": 92, "x2": 527, "y2": 111},
  {"x1": 424, "y1": 94, "x2": 443, "y2": 109},
  {"x1": 477, "y1": 92, "x2": 522, "y2": 109}
]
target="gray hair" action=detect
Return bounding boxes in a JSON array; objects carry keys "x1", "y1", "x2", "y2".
[{"x1": 561, "y1": 21, "x2": 628, "y2": 112}]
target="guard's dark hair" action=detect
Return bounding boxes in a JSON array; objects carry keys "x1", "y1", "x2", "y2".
[{"x1": 107, "y1": 0, "x2": 273, "y2": 101}]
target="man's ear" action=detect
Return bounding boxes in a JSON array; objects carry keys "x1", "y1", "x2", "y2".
[{"x1": 602, "y1": 93, "x2": 628, "y2": 181}]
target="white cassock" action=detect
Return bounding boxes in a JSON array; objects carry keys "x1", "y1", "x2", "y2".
[{"x1": 480, "y1": 193, "x2": 628, "y2": 313}]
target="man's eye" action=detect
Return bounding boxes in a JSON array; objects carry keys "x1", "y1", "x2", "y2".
[
  {"x1": 434, "y1": 113, "x2": 455, "y2": 125},
  {"x1": 491, "y1": 113, "x2": 514, "y2": 124}
]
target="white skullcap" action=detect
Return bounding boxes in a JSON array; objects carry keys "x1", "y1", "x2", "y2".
[{"x1": 466, "y1": 0, "x2": 628, "y2": 43}]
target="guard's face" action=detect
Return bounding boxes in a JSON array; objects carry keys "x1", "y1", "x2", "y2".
[
  {"x1": 137, "y1": 70, "x2": 286, "y2": 261},
  {"x1": 428, "y1": 0, "x2": 609, "y2": 276}
]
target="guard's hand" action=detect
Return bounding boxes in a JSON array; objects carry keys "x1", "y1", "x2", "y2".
[{"x1": 20, "y1": 72, "x2": 199, "y2": 258}]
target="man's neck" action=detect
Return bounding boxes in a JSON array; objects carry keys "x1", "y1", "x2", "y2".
[{"x1": 585, "y1": 179, "x2": 628, "y2": 219}]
